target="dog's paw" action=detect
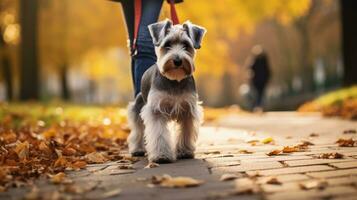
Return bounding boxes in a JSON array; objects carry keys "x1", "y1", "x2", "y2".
[
  {"x1": 152, "y1": 157, "x2": 174, "y2": 164},
  {"x1": 150, "y1": 154, "x2": 175, "y2": 164},
  {"x1": 131, "y1": 151, "x2": 146, "y2": 157},
  {"x1": 177, "y1": 151, "x2": 194, "y2": 159}
]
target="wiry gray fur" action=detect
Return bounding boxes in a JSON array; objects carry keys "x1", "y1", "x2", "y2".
[{"x1": 127, "y1": 19, "x2": 206, "y2": 163}]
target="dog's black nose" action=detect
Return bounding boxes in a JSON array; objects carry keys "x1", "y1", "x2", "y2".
[{"x1": 173, "y1": 57, "x2": 182, "y2": 67}]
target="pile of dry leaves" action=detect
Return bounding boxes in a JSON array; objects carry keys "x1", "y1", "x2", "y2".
[
  {"x1": 0, "y1": 105, "x2": 130, "y2": 192},
  {"x1": 298, "y1": 86, "x2": 357, "y2": 120}
]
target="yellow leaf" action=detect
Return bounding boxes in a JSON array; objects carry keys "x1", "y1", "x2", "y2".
[
  {"x1": 85, "y1": 152, "x2": 108, "y2": 164},
  {"x1": 14, "y1": 141, "x2": 29, "y2": 160},
  {"x1": 261, "y1": 137, "x2": 274, "y2": 144},
  {"x1": 152, "y1": 174, "x2": 203, "y2": 188}
]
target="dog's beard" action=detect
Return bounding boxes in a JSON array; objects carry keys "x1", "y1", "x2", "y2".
[{"x1": 160, "y1": 59, "x2": 193, "y2": 82}]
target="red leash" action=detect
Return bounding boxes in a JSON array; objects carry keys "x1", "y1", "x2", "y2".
[
  {"x1": 132, "y1": 0, "x2": 180, "y2": 54},
  {"x1": 169, "y1": 0, "x2": 180, "y2": 25}
]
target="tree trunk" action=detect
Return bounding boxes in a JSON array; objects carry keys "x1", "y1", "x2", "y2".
[
  {"x1": 19, "y1": 0, "x2": 40, "y2": 100},
  {"x1": 2, "y1": 55, "x2": 13, "y2": 100},
  {"x1": 0, "y1": 32, "x2": 13, "y2": 100},
  {"x1": 340, "y1": 0, "x2": 357, "y2": 86},
  {"x1": 60, "y1": 63, "x2": 70, "y2": 100}
]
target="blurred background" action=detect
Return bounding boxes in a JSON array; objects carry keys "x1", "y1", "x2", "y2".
[{"x1": 0, "y1": 0, "x2": 356, "y2": 110}]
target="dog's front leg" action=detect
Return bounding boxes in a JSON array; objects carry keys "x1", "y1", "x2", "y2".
[
  {"x1": 176, "y1": 105, "x2": 202, "y2": 159},
  {"x1": 127, "y1": 101, "x2": 146, "y2": 156},
  {"x1": 141, "y1": 105, "x2": 175, "y2": 163}
]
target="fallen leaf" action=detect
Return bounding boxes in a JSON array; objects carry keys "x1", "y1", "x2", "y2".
[
  {"x1": 247, "y1": 140, "x2": 259, "y2": 146},
  {"x1": 266, "y1": 177, "x2": 282, "y2": 185},
  {"x1": 336, "y1": 138, "x2": 356, "y2": 147},
  {"x1": 343, "y1": 129, "x2": 356, "y2": 134},
  {"x1": 85, "y1": 152, "x2": 108, "y2": 164},
  {"x1": 62, "y1": 147, "x2": 76, "y2": 156},
  {"x1": 42, "y1": 128, "x2": 57, "y2": 139},
  {"x1": 54, "y1": 149, "x2": 62, "y2": 157},
  {"x1": 100, "y1": 188, "x2": 122, "y2": 198},
  {"x1": 63, "y1": 182, "x2": 98, "y2": 194},
  {"x1": 282, "y1": 146, "x2": 299, "y2": 153},
  {"x1": 299, "y1": 180, "x2": 328, "y2": 190},
  {"x1": 38, "y1": 142, "x2": 52, "y2": 154},
  {"x1": 247, "y1": 140, "x2": 259, "y2": 143},
  {"x1": 1, "y1": 131, "x2": 17, "y2": 143},
  {"x1": 267, "y1": 149, "x2": 281, "y2": 156},
  {"x1": 261, "y1": 137, "x2": 274, "y2": 144},
  {"x1": 220, "y1": 174, "x2": 240, "y2": 181},
  {"x1": 152, "y1": 174, "x2": 203, "y2": 188},
  {"x1": 50, "y1": 172, "x2": 72, "y2": 184},
  {"x1": 145, "y1": 162, "x2": 160, "y2": 169},
  {"x1": 53, "y1": 156, "x2": 69, "y2": 168},
  {"x1": 238, "y1": 150, "x2": 253, "y2": 154},
  {"x1": 203, "y1": 151, "x2": 220, "y2": 155},
  {"x1": 300, "y1": 140, "x2": 314, "y2": 146},
  {"x1": 71, "y1": 161, "x2": 87, "y2": 169},
  {"x1": 310, "y1": 133, "x2": 319, "y2": 137},
  {"x1": 14, "y1": 141, "x2": 29, "y2": 160},
  {"x1": 314, "y1": 152, "x2": 344, "y2": 159}
]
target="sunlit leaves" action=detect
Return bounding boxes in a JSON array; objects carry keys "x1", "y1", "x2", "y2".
[{"x1": 167, "y1": 0, "x2": 312, "y2": 78}]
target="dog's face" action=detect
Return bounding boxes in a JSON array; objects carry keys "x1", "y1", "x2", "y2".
[{"x1": 148, "y1": 19, "x2": 206, "y2": 82}]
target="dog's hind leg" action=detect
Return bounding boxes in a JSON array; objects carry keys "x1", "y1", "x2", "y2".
[
  {"x1": 141, "y1": 105, "x2": 175, "y2": 163},
  {"x1": 176, "y1": 104, "x2": 203, "y2": 159},
  {"x1": 127, "y1": 94, "x2": 146, "y2": 156}
]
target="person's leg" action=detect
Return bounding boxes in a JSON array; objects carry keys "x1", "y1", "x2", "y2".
[
  {"x1": 133, "y1": 0, "x2": 163, "y2": 96},
  {"x1": 255, "y1": 85, "x2": 265, "y2": 109},
  {"x1": 120, "y1": 0, "x2": 136, "y2": 92}
]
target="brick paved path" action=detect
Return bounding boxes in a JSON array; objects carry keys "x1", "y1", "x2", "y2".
[{"x1": 1, "y1": 112, "x2": 357, "y2": 200}]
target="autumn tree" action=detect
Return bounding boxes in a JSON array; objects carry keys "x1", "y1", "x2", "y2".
[
  {"x1": 0, "y1": 0, "x2": 18, "y2": 101},
  {"x1": 340, "y1": 0, "x2": 357, "y2": 86},
  {"x1": 175, "y1": 0, "x2": 311, "y2": 105},
  {"x1": 19, "y1": 0, "x2": 40, "y2": 100},
  {"x1": 38, "y1": 0, "x2": 127, "y2": 100}
]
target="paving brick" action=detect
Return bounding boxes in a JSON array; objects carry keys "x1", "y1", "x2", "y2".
[
  {"x1": 241, "y1": 155, "x2": 312, "y2": 163},
  {"x1": 261, "y1": 182, "x2": 299, "y2": 193},
  {"x1": 332, "y1": 193, "x2": 357, "y2": 200},
  {"x1": 204, "y1": 154, "x2": 269, "y2": 162},
  {"x1": 326, "y1": 176, "x2": 357, "y2": 186},
  {"x1": 212, "y1": 161, "x2": 283, "y2": 173},
  {"x1": 265, "y1": 186, "x2": 357, "y2": 200},
  {"x1": 247, "y1": 165, "x2": 333, "y2": 176},
  {"x1": 307, "y1": 168, "x2": 357, "y2": 178},
  {"x1": 207, "y1": 160, "x2": 240, "y2": 168},
  {"x1": 330, "y1": 160, "x2": 357, "y2": 169},
  {"x1": 288, "y1": 148, "x2": 357, "y2": 156},
  {"x1": 257, "y1": 174, "x2": 310, "y2": 183},
  {"x1": 285, "y1": 158, "x2": 354, "y2": 167}
]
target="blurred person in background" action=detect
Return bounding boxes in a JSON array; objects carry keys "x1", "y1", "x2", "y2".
[
  {"x1": 114, "y1": 0, "x2": 182, "y2": 96},
  {"x1": 248, "y1": 45, "x2": 271, "y2": 111}
]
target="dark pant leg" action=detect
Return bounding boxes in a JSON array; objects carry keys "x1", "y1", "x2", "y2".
[
  {"x1": 254, "y1": 85, "x2": 265, "y2": 108},
  {"x1": 133, "y1": 0, "x2": 163, "y2": 96},
  {"x1": 120, "y1": 0, "x2": 136, "y2": 93}
]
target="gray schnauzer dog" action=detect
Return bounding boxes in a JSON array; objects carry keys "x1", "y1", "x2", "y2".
[{"x1": 127, "y1": 19, "x2": 206, "y2": 163}]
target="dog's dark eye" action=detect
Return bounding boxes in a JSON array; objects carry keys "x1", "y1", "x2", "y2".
[
  {"x1": 163, "y1": 42, "x2": 171, "y2": 49},
  {"x1": 182, "y1": 41, "x2": 190, "y2": 50}
]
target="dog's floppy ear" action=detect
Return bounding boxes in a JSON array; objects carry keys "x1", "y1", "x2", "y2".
[
  {"x1": 183, "y1": 21, "x2": 206, "y2": 49},
  {"x1": 148, "y1": 19, "x2": 173, "y2": 46}
]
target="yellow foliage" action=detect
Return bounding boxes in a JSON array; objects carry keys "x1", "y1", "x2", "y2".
[{"x1": 160, "y1": 0, "x2": 312, "y2": 79}]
